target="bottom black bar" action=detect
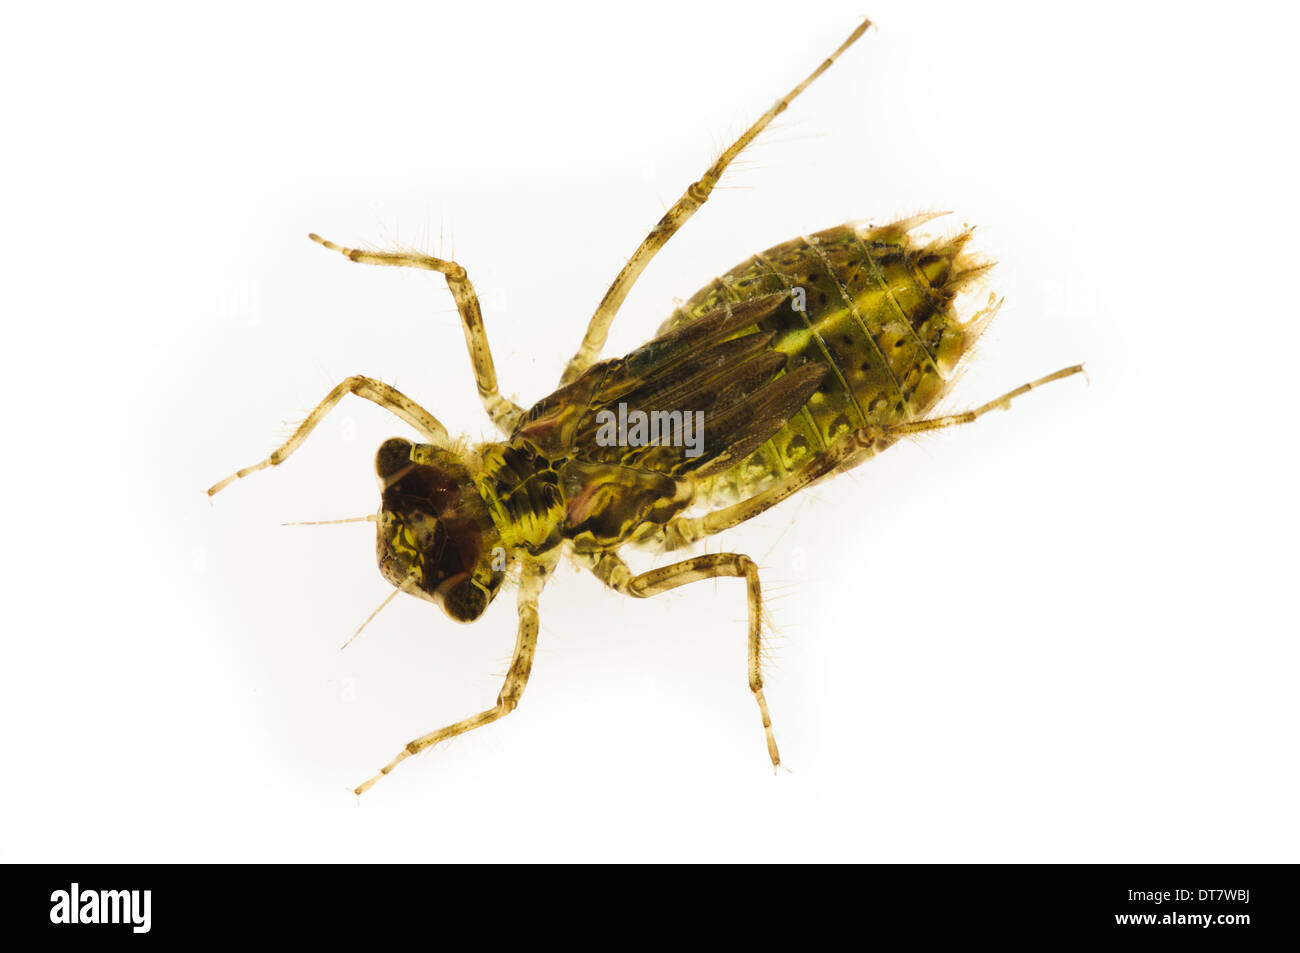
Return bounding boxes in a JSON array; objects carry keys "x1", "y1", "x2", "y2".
[{"x1": 9, "y1": 864, "x2": 1290, "y2": 942}]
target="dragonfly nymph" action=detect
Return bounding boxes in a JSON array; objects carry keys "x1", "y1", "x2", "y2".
[{"x1": 209, "y1": 16, "x2": 1082, "y2": 794}]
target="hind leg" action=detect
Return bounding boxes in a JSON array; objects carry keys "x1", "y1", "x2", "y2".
[{"x1": 661, "y1": 364, "x2": 1085, "y2": 549}]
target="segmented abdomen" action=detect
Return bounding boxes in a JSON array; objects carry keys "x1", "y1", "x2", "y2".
[{"x1": 657, "y1": 216, "x2": 994, "y2": 503}]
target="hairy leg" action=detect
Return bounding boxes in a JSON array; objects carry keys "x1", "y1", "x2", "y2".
[
  {"x1": 559, "y1": 17, "x2": 874, "y2": 385},
  {"x1": 311, "y1": 234, "x2": 523, "y2": 433},
  {"x1": 662, "y1": 364, "x2": 1085, "y2": 549},
  {"x1": 207, "y1": 375, "x2": 447, "y2": 497},
  {"x1": 354, "y1": 559, "x2": 550, "y2": 795},
  {"x1": 579, "y1": 550, "x2": 780, "y2": 769}
]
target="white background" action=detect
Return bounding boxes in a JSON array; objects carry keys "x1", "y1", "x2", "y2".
[{"x1": 2, "y1": 0, "x2": 1296, "y2": 861}]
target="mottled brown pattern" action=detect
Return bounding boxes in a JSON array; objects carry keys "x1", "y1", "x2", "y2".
[{"x1": 658, "y1": 218, "x2": 990, "y2": 504}]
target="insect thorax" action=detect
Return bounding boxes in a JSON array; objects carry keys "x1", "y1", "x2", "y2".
[{"x1": 474, "y1": 439, "x2": 694, "y2": 557}]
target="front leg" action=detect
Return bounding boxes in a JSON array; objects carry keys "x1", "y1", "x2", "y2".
[
  {"x1": 353, "y1": 560, "x2": 550, "y2": 795},
  {"x1": 207, "y1": 375, "x2": 447, "y2": 497},
  {"x1": 310, "y1": 234, "x2": 524, "y2": 434},
  {"x1": 578, "y1": 550, "x2": 780, "y2": 771}
]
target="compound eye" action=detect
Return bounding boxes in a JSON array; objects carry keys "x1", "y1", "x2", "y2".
[
  {"x1": 442, "y1": 578, "x2": 489, "y2": 623},
  {"x1": 375, "y1": 437, "x2": 413, "y2": 480}
]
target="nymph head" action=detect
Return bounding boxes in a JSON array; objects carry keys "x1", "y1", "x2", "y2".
[{"x1": 373, "y1": 437, "x2": 504, "y2": 622}]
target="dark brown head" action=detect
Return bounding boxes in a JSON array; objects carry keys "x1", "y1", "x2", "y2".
[{"x1": 374, "y1": 437, "x2": 504, "y2": 623}]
